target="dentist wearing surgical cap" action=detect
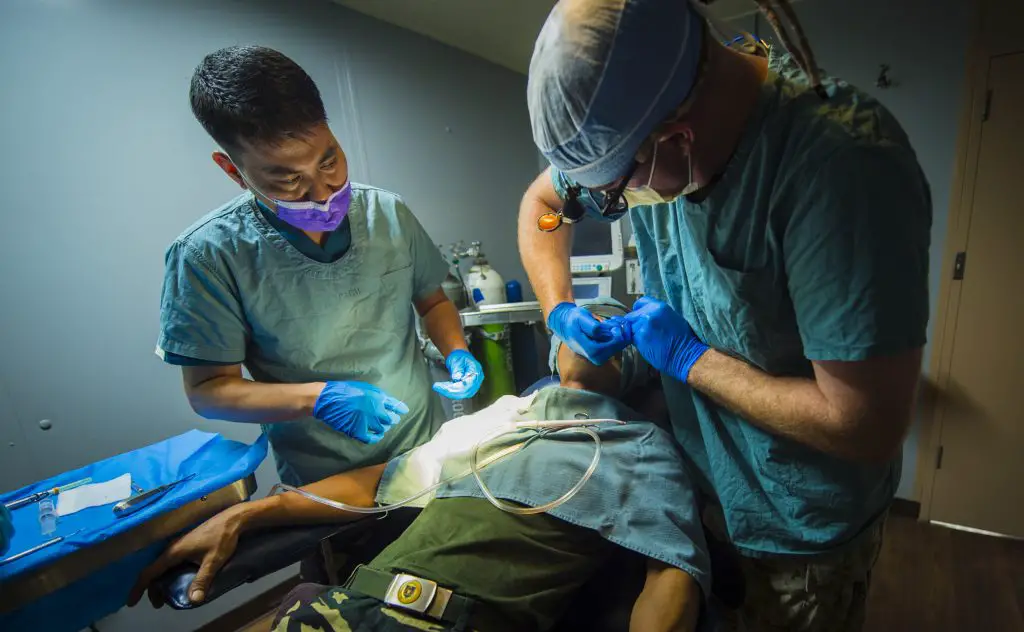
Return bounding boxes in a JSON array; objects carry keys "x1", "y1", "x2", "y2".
[
  {"x1": 520, "y1": 0, "x2": 931, "y2": 628},
  {"x1": 157, "y1": 46, "x2": 483, "y2": 489}
]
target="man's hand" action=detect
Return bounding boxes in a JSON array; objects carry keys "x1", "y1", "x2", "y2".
[
  {"x1": 127, "y1": 506, "x2": 245, "y2": 608},
  {"x1": 617, "y1": 297, "x2": 709, "y2": 382},
  {"x1": 432, "y1": 349, "x2": 485, "y2": 399},
  {"x1": 548, "y1": 302, "x2": 629, "y2": 365},
  {"x1": 313, "y1": 381, "x2": 409, "y2": 443},
  {"x1": 126, "y1": 462, "x2": 390, "y2": 611}
]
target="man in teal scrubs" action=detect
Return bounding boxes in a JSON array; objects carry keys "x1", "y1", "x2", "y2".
[
  {"x1": 158, "y1": 46, "x2": 483, "y2": 489},
  {"x1": 519, "y1": 1, "x2": 930, "y2": 629}
]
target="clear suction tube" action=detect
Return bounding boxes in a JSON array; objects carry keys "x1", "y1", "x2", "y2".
[
  {"x1": 271, "y1": 422, "x2": 604, "y2": 516},
  {"x1": 470, "y1": 425, "x2": 601, "y2": 515}
]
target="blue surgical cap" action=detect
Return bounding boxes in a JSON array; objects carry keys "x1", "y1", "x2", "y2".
[{"x1": 528, "y1": 0, "x2": 705, "y2": 188}]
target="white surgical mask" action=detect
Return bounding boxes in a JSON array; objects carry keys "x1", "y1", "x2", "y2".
[{"x1": 622, "y1": 141, "x2": 698, "y2": 207}]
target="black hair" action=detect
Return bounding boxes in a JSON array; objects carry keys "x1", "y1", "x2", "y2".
[{"x1": 189, "y1": 45, "x2": 327, "y2": 157}]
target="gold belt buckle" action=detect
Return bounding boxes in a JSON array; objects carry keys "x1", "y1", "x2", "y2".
[{"x1": 384, "y1": 573, "x2": 439, "y2": 615}]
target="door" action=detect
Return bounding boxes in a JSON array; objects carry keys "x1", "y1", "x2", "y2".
[{"x1": 928, "y1": 52, "x2": 1024, "y2": 537}]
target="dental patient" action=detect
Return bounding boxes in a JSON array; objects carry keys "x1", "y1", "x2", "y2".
[{"x1": 130, "y1": 305, "x2": 709, "y2": 632}]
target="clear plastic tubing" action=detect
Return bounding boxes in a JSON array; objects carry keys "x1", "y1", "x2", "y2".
[
  {"x1": 272, "y1": 420, "x2": 606, "y2": 516},
  {"x1": 470, "y1": 425, "x2": 600, "y2": 515}
]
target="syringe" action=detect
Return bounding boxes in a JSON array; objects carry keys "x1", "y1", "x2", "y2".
[{"x1": 3, "y1": 477, "x2": 93, "y2": 511}]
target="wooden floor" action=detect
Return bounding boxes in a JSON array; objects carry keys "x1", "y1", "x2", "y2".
[{"x1": 864, "y1": 515, "x2": 1024, "y2": 631}]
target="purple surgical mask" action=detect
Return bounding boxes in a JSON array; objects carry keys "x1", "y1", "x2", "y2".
[
  {"x1": 272, "y1": 182, "x2": 352, "y2": 232},
  {"x1": 235, "y1": 162, "x2": 352, "y2": 232}
]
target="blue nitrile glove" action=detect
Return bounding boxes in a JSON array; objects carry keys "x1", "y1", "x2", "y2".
[
  {"x1": 547, "y1": 302, "x2": 629, "y2": 365},
  {"x1": 432, "y1": 349, "x2": 485, "y2": 400},
  {"x1": 313, "y1": 381, "x2": 410, "y2": 444},
  {"x1": 617, "y1": 296, "x2": 710, "y2": 383}
]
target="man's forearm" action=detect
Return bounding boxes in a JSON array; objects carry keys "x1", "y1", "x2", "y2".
[
  {"x1": 420, "y1": 296, "x2": 468, "y2": 359},
  {"x1": 235, "y1": 463, "x2": 388, "y2": 533},
  {"x1": 187, "y1": 376, "x2": 324, "y2": 424},
  {"x1": 630, "y1": 562, "x2": 700, "y2": 632},
  {"x1": 518, "y1": 190, "x2": 574, "y2": 317},
  {"x1": 687, "y1": 350, "x2": 891, "y2": 462}
]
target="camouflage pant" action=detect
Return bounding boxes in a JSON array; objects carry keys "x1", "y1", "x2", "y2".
[
  {"x1": 271, "y1": 583, "x2": 470, "y2": 632},
  {"x1": 710, "y1": 512, "x2": 886, "y2": 632}
]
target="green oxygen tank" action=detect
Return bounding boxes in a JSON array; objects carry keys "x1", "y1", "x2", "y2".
[
  {"x1": 426, "y1": 242, "x2": 515, "y2": 416},
  {"x1": 460, "y1": 238, "x2": 516, "y2": 407},
  {"x1": 460, "y1": 241, "x2": 516, "y2": 406},
  {"x1": 472, "y1": 323, "x2": 516, "y2": 407}
]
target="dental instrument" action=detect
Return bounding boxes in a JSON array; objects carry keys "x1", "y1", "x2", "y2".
[
  {"x1": 0, "y1": 530, "x2": 82, "y2": 568},
  {"x1": 113, "y1": 474, "x2": 196, "y2": 518},
  {"x1": 514, "y1": 418, "x2": 623, "y2": 430},
  {"x1": 4, "y1": 478, "x2": 93, "y2": 512}
]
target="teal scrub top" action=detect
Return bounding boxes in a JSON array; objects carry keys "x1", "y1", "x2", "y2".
[
  {"x1": 157, "y1": 185, "x2": 450, "y2": 486},
  {"x1": 553, "y1": 71, "x2": 932, "y2": 556},
  {"x1": 162, "y1": 206, "x2": 352, "y2": 367}
]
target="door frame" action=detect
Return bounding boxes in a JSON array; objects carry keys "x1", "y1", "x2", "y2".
[{"x1": 914, "y1": 0, "x2": 1024, "y2": 521}]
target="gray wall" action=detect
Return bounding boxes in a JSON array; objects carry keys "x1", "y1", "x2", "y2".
[
  {"x1": 732, "y1": 0, "x2": 972, "y2": 499},
  {"x1": 0, "y1": 0, "x2": 538, "y2": 629}
]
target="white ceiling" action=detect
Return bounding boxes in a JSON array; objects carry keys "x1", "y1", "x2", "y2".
[{"x1": 333, "y1": 0, "x2": 763, "y2": 74}]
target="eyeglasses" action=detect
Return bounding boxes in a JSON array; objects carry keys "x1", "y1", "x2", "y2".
[{"x1": 537, "y1": 161, "x2": 639, "y2": 233}]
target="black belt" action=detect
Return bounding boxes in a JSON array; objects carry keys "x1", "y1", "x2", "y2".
[{"x1": 346, "y1": 565, "x2": 500, "y2": 629}]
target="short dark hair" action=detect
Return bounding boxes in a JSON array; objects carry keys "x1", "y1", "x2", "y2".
[{"x1": 189, "y1": 45, "x2": 327, "y2": 156}]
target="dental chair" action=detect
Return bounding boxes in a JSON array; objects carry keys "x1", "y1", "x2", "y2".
[
  {"x1": 154, "y1": 508, "x2": 422, "y2": 610},
  {"x1": 155, "y1": 514, "x2": 719, "y2": 632},
  {"x1": 154, "y1": 379, "x2": 726, "y2": 631}
]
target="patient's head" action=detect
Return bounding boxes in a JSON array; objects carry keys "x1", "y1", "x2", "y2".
[
  {"x1": 557, "y1": 343, "x2": 623, "y2": 396},
  {"x1": 550, "y1": 300, "x2": 654, "y2": 397}
]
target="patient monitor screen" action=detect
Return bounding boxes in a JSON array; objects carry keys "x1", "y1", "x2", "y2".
[{"x1": 571, "y1": 220, "x2": 614, "y2": 257}]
